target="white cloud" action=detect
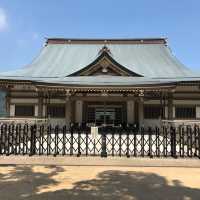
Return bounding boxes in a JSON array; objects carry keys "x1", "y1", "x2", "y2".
[{"x1": 0, "y1": 8, "x2": 7, "y2": 31}]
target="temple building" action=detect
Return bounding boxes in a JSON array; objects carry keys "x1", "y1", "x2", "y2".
[{"x1": 0, "y1": 38, "x2": 200, "y2": 128}]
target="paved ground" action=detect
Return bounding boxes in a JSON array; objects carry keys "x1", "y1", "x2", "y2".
[
  {"x1": 1, "y1": 156, "x2": 200, "y2": 167},
  {"x1": 0, "y1": 165, "x2": 200, "y2": 200}
]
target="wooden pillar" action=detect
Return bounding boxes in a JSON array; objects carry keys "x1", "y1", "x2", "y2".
[
  {"x1": 127, "y1": 100, "x2": 134, "y2": 124},
  {"x1": 168, "y1": 92, "x2": 174, "y2": 120},
  {"x1": 75, "y1": 100, "x2": 83, "y2": 123},
  {"x1": 138, "y1": 97, "x2": 144, "y2": 128},
  {"x1": 5, "y1": 90, "x2": 10, "y2": 116},
  {"x1": 38, "y1": 93, "x2": 43, "y2": 118},
  {"x1": 65, "y1": 94, "x2": 72, "y2": 127}
]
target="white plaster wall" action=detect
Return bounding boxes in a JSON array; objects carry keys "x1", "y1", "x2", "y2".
[
  {"x1": 196, "y1": 107, "x2": 200, "y2": 119},
  {"x1": 173, "y1": 100, "x2": 200, "y2": 105},
  {"x1": 10, "y1": 105, "x2": 15, "y2": 117},
  {"x1": 34, "y1": 105, "x2": 38, "y2": 117},
  {"x1": 50, "y1": 99, "x2": 65, "y2": 104},
  {"x1": 143, "y1": 119, "x2": 162, "y2": 128},
  {"x1": 144, "y1": 100, "x2": 161, "y2": 104},
  {"x1": 10, "y1": 98, "x2": 38, "y2": 104},
  {"x1": 49, "y1": 119, "x2": 66, "y2": 127}
]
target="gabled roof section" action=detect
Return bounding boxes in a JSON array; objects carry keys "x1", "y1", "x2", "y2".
[
  {"x1": 0, "y1": 37, "x2": 195, "y2": 78},
  {"x1": 70, "y1": 48, "x2": 142, "y2": 77}
]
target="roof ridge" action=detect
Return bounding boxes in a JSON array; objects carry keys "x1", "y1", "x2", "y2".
[{"x1": 46, "y1": 37, "x2": 167, "y2": 45}]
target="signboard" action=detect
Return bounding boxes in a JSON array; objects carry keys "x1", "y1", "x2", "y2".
[{"x1": 91, "y1": 126, "x2": 98, "y2": 140}]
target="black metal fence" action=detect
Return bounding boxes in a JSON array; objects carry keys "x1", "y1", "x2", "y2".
[{"x1": 0, "y1": 123, "x2": 200, "y2": 158}]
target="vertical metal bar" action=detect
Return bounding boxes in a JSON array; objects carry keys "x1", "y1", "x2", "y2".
[
  {"x1": 23, "y1": 124, "x2": 28, "y2": 155},
  {"x1": 101, "y1": 126, "x2": 107, "y2": 157},
  {"x1": 186, "y1": 126, "x2": 190, "y2": 157},
  {"x1": 47, "y1": 125, "x2": 51, "y2": 156},
  {"x1": 171, "y1": 127, "x2": 177, "y2": 158},
  {"x1": 15, "y1": 124, "x2": 20, "y2": 155},
  {"x1": 119, "y1": 129, "x2": 122, "y2": 157},
  {"x1": 194, "y1": 125, "x2": 198, "y2": 157},
  {"x1": 29, "y1": 125, "x2": 34, "y2": 156},
  {"x1": 163, "y1": 126, "x2": 167, "y2": 157},
  {"x1": 39, "y1": 125, "x2": 43, "y2": 155},
  {"x1": 54, "y1": 125, "x2": 58, "y2": 156},
  {"x1": 189, "y1": 126, "x2": 193, "y2": 157},
  {"x1": 3, "y1": 124, "x2": 8, "y2": 155},
  {"x1": 198, "y1": 126, "x2": 200, "y2": 159},
  {"x1": 62, "y1": 125, "x2": 66, "y2": 155},
  {"x1": 157, "y1": 127, "x2": 161, "y2": 157},
  {"x1": 86, "y1": 129, "x2": 89, "y2": 156},
  {"x1": 111, "y1": 128, "x2": 114, "y2": 156},
  {"x1": 18, "y1": 124, "x2": 22, "y2": 155},
  {"x1": 141, "y1": 127, "x2": 144, "y2": 157},
  {"x1": 179, "y1": 126, "x2": 183, "y2": 157},
  {"x1": 148, "y1": 127, "x2": 153, "y2": 158},
  {"x1": 134, "y1": 129, "x2": 137, "y2": 157},
  {"x1": 126, "y1": 128, "x2": 130, "y2": 158},
  {"x1": 7, "y1": 124, "x2": 11, "y2": 156},
  {"x1": 0, "y1": 124, "x2": 2, "y2": 155},
  {"x1": 70, "y1": 125, "x2": 73, "y2": 156},
  {"x1": 77, "y1": 125, "x2": 81, "y2": 157}
]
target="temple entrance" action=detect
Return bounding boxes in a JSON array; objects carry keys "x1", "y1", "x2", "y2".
[{"x1": 85, "y1": 102, "x2": 127, "y2": 125}]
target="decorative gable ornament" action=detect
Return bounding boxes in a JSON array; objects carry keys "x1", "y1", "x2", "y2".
[{"x1": 98, "y1": 46, "x2": 111, "y2": 55}]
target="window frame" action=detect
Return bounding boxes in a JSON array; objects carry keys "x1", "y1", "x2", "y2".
[
  {"x1": 15, "y1": 104, "x2": 35, "y2": 117},
  {"x1": 144, "y1": 104, "x2": 164, "y2": 120},
  {"x1": 175, "y1": 105, "x2": 196, "y2": 119},
  {"x1": 47, "y1": 104, "x2": 66, "y2": 118}
]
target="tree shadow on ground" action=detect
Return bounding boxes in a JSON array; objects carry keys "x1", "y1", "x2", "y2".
[{"x1": 0, "y1": 165, "x2": 200, "y2": 200}]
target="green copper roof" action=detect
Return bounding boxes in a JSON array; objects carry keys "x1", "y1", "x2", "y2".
[
  {"x1": 1, "y1": 75, "x2": 200, "y2": 86},
  {"x1": 0, "y1": 41, "x2": 194, "y2": 78}
]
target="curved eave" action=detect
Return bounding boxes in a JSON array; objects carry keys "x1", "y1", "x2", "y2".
[{"x1": 69, "y1": 51, "x2": 143, "y2": 77}]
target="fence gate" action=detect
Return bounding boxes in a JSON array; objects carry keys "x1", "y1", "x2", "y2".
[{"x1": 0, "y1": 124, "x2": 200, "y2": 158}]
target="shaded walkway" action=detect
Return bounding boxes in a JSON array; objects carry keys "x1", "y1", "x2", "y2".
[{"x1": 0, "y1": 166, "x2": 200, "y2": 200}]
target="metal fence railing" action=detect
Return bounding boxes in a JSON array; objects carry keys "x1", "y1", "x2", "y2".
[{"x1": 0, "y1": 124, "x2": 200, "y2": 158}]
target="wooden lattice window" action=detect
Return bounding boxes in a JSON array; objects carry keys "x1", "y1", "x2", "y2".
[
  {"x1": 144, "y1": 105, "x2": 164, "y2": 119},
  {"x1": 175, "y1": 106, "x2": 196, "y2": 119},
  {"x1": 15, "y1": 105, "x2": 34, "y2": 117},
  {"x1": 47, "y1": 105, "x2": 65, "y2": 118}
]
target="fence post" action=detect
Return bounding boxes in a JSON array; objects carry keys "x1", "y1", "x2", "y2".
[
  {"x1": 171, "y1": 127, "x2": 177, "y2": 158},
  {"x1": 155, "y1": 127, "x2": 160, "y2": 157},
  {"x1": 15, "y1": 124, "x2": 20, "y2": 155},
  {"x1": 54, "y1": 125, "x2": 59, "y2": 157},
  {"x1": 0, "y1": 124, "x2": 2, "y2": 155},
  {"x1": 133, "y1": 129, "x2": 137, "y2": 157},
  {"x1": 198, "y1": 126, "x2": 200, "y2": 159},
  {"x1": 119, "y1": 129, "x2": 122, "y2": 157},
  {"x1": 101, "y1": 127, "x2": 107, "y2": 157},
  {"x1": 179, "y1": 126, "x2": 183, "y2": 157},
  {"x1": 7, "y1": 124, "x2": 12, "y2": 156},
  {"x1": 70, "y1": 124, "x2": 74, "y2": 156},
  {"x1": 29, "y1": 125, "x2": 36, "y2": 156},
  {"x1": 163, "y1": 126, "x2": 167, "y2": 157},
  {"x1": 39, "y1": 125, "x2": 44, "y2": 155},
  {"x1": 86, "y1": 129, "x2": 89, "y2": 156},
  {"x1": 148, "y1": 127, "x2": 153, "y2": 158},
  {"x1": 126, "y1": 128, "x2": 130, "y2": 158},
  {"x1": 141, "y1": 127, "x2": 144, "y2": 157},
  {"x1": 0, "y1": 124, "x2": 5, "y2": 155},
  {"x1": 62, "y1": 125, "x2": 66, "y2": 156},
  {"x1": 77, "y1": 124, "x2": 81, "y2": 157}
]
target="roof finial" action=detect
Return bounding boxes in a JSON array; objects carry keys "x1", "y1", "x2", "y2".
[{"x1": 98, "y1": 45, "x2": 111, "y2": 55}]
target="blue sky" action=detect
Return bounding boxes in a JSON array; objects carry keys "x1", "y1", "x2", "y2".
[{"x1": 0, "y1": 0, "x2": 200, "y2": 72}]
